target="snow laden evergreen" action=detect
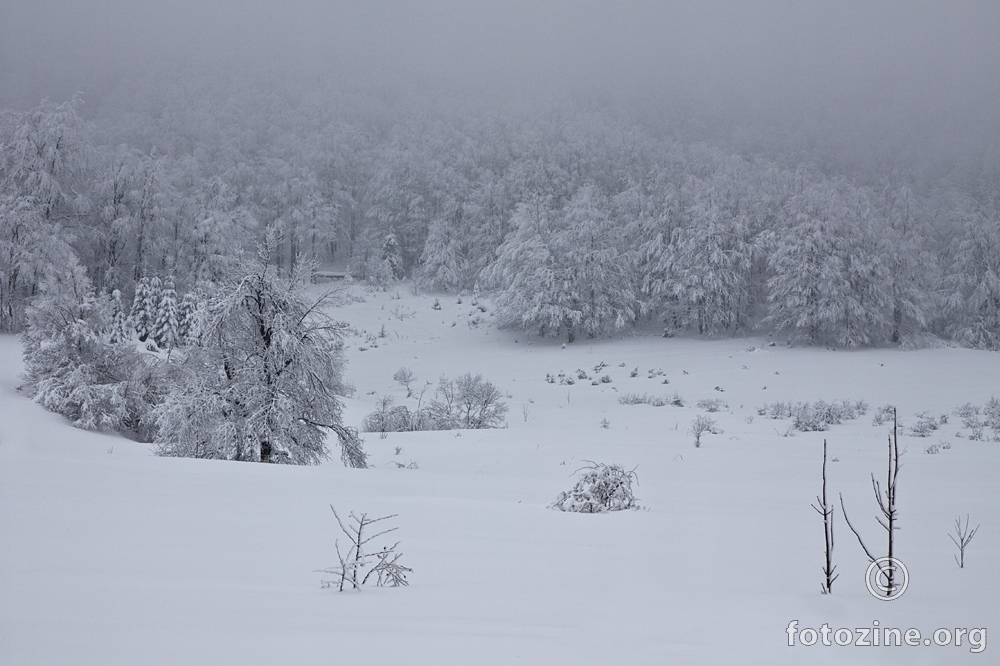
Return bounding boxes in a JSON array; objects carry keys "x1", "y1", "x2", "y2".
[
  {"x1": 151, "y1": 277, "x2": 179, "y2": 350},
  {"x1": 486, "y1": 188, "x2": 638, "y2": 342},
  {"x1": 130, "y1": 277, "x2": 155, "y2": 342},
  {"x1": 154, "y1": 242, "x2": 365, "y2": 466},
  {"x1": 176, "y1": 291, "x2": 200, "y2": 344},
  {"x1": 108, "y1": 289, "x2": 130, "y2": 344}
]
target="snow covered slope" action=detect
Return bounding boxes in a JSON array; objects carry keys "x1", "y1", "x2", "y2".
[{"x1": 2, "y1": 284, "x2": 997, "y2": 665}]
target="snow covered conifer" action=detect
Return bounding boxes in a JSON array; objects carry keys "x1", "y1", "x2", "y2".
[
  {"x1": 130, "y1": 277, "x2": 153, "y2": 341},
  {"x1": 176, "y1": 292, "x2": 200, "y2": 345},
  {"x1": 151, "y1": 277, "x2": 179, "y2": 350},
  {"x1": 108, "y1": 289, "x2": 130, "y2": 344}
]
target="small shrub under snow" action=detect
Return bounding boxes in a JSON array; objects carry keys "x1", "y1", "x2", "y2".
[
  {"x1": 696, "y1": 398, "x2": 727, "y2": 413},
  {"x1": 618, "y1": 392, "x2": 684, "y2": 407},
  {"x1": 551, "y1": 462, "x2": 640, "y2": 513}
]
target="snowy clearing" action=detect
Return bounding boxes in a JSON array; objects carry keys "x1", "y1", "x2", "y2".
[{"x1": 2, "y1": 284, "x2": 998, "y2": 665}]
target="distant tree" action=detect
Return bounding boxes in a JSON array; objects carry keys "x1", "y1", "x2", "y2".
[
  {"x1": 487, "y1": 187, "x2": 637, "y2": 342},
  {"x1": 766, "y1": 182, "x2": 893, "y2": 347},
  {"x1": 945, "y1": 206, "x2": 1000, "y2": 350}
]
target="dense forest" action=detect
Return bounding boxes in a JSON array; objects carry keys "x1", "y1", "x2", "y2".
[{"x1": 2, "y1": 70, "x2": 999, "y2": 350}]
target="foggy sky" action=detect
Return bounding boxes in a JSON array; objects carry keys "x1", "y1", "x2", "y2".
[{"x1": 3, "y1": 1, "x2": 999, "y2": 145}]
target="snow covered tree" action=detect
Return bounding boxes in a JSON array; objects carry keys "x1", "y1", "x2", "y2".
[
  {"x1": 0, "y1": 195, "x2": 76, "y2": 331},
  {"x1": 1, "y1": 96, "x2": 90, "y2": 220},
  {"x1": 130, "y1": 277, "x2": 154, "y2": 342},
  {"x1": 21, "y1": 262, "x2": 159, "y2": 434},
  {"x1": 766, "y1": 182, "x2": 893, "y2": 347},
  {"x1": 151, "y1": 277, "x2": 179, "y2": 351},
  {"x1": 647, "y1": 200, "x2": 761, "y2": 335},
  {"x1": 486, "y1": 188, "x2": 638, "y2": 342},
  {"x1": 154, "y1": 238, "x2": 365, "y2": 465},
  {"x1": 108, "y1": 289, "x2": 130, "y2": 344},
  {"x1": 176, "y1": 291, "x2": 200, "y2": 345},
  {"x1": 946, "y1": 207, "x2": 1000, "y2": 349}
]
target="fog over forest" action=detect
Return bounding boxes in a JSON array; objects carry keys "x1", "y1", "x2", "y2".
[{"x1": 2, "y1": 1, "x2": 1000, "y2": 349}]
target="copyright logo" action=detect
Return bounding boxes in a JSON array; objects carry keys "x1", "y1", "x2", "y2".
[{"x1": 866, "y1": 557, "x2": 908, "y2": 600}]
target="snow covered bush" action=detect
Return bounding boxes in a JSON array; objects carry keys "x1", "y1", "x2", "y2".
[
  {"x1": 20, "y1": 263, "x2": 162, "y2": 436},
  {"x1": 696, "y1": 398, "x2": 727, "y2": 412},
  {"x1": 551, "y1": 462, "x2": 640, "y2": 513},
  {"x1": 154, "y1": 240, "x2": 365, "y2": 466},
  {"x1": 425, "y1": 372, "x2": 508, "y2": 430},
  {"x1": 618, "y1": 392, "x2": 683, "y2": 407},
  {"x1": 689, "y1": 415, "x2": 721, "y2": 447}
]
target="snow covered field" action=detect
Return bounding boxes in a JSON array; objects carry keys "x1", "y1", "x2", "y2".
[{"x1": 2, "y1": 284, "x2": 998, "y2": 665}]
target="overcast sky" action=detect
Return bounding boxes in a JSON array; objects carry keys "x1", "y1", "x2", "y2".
[{"x1": 3, "y1": 1, "x2": 999, "y2": 143}]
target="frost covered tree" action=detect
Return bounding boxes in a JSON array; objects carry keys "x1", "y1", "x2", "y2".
[
  {"x1": 130, "y1": 277, "x2": 154, "y2": 342},
  {"x1": 946, "y1": 206, "x2": 1000, "y2": 349},
  {"x1": 176, "y1": 291, "x2": 200, "y2": 344},
  {"x1": 151, "y1": 277, "x2": 179, "y2": 350},
  {"x1": 0, "y1": 195, "x2": 76, "y2": 331},
  {"x1": 766, "y1": 182, "x2": 893, "y2": 347},
  {"x1": 20, "y1": 262, "x2": 158, "y2": 434},
  {"x1": 486, "y1": 187, "x2": 637, "y2": 342},
  {"x1": 108, "y1": 289, "x2": 130, "y2": 344},
  {"x1": 1, "y1": 96, "x2": 90, "y2": 220},
  {"x1": 154, "y1": 238, "x2": 365, "y2": 466},
  {"x1": 647, "y1": 200, "x2": 760, "y2": 335}
]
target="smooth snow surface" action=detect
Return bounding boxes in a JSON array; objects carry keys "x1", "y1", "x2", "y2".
[{"x1": 2, "y1": 284, "x2": 998, "y2": 665}]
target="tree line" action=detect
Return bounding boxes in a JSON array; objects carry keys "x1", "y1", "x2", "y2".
[{"x1": 2, "y1": 73, "x2": 998, "y2": 349}]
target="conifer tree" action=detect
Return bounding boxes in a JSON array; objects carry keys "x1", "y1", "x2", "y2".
[
  {"x1": 130, "y1": 277, "x2": 153, "y2": 342},
  {"x1": 152, "y1": 277, "x2": 179, "y2": 350},
  {"x1": 176, "y1": 292, "x2": 199, "y2": 345},
  {"x1": 108, "y1": 289, "x2": 130, "y2": 344}
]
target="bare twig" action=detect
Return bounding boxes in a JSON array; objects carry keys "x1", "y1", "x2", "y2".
[
  {"x1": 811, "y1": 439, "x2": 838, "y2": 593},
  {"x1": 949, "y1": 514, "x2": 980, "y2": 568}
]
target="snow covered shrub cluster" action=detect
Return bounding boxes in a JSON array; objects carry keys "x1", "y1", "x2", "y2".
[
  {"x1": 871, "y1": 404, "x2": 897, "y2": 426},
  {"x1": 954, "y1": 399, "x2": 1000, "y2": 441},
  {"x1": 20, "y1": 264, "x2": 166, "y2": 437},
  {"x1": 909, "y1": 412, "x2": 941, "y2": 437},
  {"x1": 551, "y1": 462, "x2": 640, "y2": 513},
  {"x1": 618, "y1": 392, "x2": 684, "y2": 407},
  {"x1": 363, "y1": 372, "x2": 508, "y2": 432},
  {"x1": 696, "y1": 398, "x2": 728, "y2": 412},
  {"x1": 758, "y1": 399, "x2": 868, "y2": 432}
]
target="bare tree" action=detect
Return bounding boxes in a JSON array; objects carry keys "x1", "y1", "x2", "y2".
[
  {"x1": 840, "y1": 409, "x2": 902, "y2": 597},
  {"x1": 393, "y1": 366, "x2": 416, "y2": 397},
  {"x1": 949, "y1": 514, "x2": 980, "y2": 569},
  {"x1": 811, "y1": 439, "x2": 838, "y2": 594},
  {"x1": 318, "y1": 507, "x2": 410, "y2": 591}
]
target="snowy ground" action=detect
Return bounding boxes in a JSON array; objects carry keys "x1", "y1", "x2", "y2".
[{"x1": 2, "y1": 283, "x2": 998, "y2": 665}]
